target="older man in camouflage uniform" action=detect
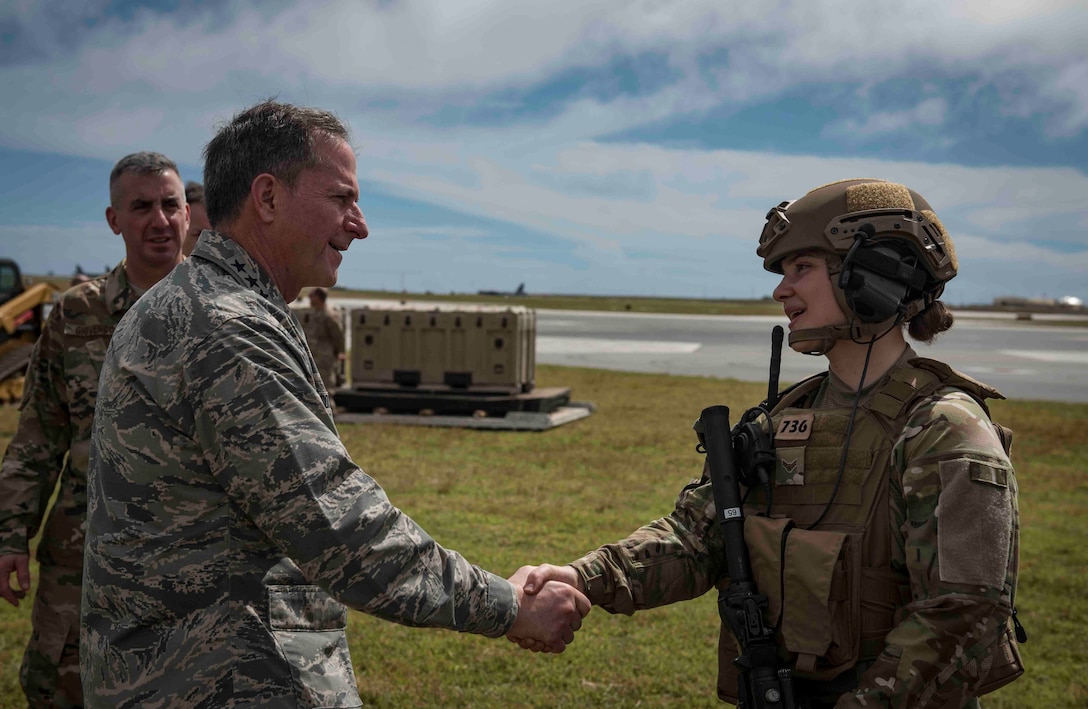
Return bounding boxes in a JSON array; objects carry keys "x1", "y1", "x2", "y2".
[
  {"x1": 81, "y1": 100, "x2": 589, "y2": 708},
  {"x1": 0, "y1": 151, "x2": 187, "y2": 708},
  {"x1": 300, "y1": 286, "x2": 345, "y2": 390}
]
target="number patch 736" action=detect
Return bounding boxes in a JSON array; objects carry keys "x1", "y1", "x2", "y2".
[{"x1": 775, "y1": 412, "x2": 815, "y2": 442}]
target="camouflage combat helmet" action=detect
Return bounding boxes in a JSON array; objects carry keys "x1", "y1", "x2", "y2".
[{"x1": 757, "y1": 178, "x2": 957, "y2": 354}]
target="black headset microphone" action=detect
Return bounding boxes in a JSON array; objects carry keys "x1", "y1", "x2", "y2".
[{"x1": 837, "y1": 222, "x2": 930, "y2": 324}]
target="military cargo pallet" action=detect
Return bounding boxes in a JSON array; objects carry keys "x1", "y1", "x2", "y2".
[
  {"x1": 333, "y1": 385, "x2": 571, "y2": 417},
  {"x1": 333, "y1": 402, "x2": 595, "y2": 431}
]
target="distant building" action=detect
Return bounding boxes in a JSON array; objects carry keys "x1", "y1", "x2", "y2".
[
  {"x1": 993, "y1": 295, "x2": 1084, "y2": 310},
  {"x1": 992, "y1": 296, "x2": 1055, "y2": 307}
]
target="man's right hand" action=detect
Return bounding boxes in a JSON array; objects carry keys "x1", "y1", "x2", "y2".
[
  {"x1": 0, "y1": 553, "x2": 31, "y2": 607},
  {"x1": 506, "y1": 566, "x2": 590, "y2": 653},
  {"x1": 520, "y1": 564, "x2": 582, "y2": 595}
]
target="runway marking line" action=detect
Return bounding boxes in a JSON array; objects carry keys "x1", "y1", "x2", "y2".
[
  {"x1": 536, "y1": 336, "x2": 701, "y2": 355},
  {"x1": 999, "y1": 350, "x2": 1088, "y2": 365}
]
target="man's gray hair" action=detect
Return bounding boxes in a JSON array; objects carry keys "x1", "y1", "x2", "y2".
[
  {"x1": 109, "y1": 152, "x2": 180, "y2": 207},
  {"x1": 202, "y1": 99, "x2": 351, "y2": 227}
]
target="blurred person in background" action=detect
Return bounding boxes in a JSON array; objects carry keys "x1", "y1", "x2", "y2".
[
  {"x1": 183, "y1": 180, "x2": 212, "y2": 256},
  {"x1": 299, "y1": 286, "x2": 345, "y2": 390}
]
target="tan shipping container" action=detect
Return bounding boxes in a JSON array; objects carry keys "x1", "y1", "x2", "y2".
[{"x1": 350, "y1": 304, "x2": 535, "y2": 394}]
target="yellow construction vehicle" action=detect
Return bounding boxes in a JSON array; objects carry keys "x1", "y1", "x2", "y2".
[{"x1": 0, "y1": 259, "x2": 58, "y2": 403}]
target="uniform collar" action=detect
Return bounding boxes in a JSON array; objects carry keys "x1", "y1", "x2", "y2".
[
  {"x1": 818, "y1": 345, "x2": 918, "y2": 409},
  {"x1": 105, "y1": 259, "x2": 140, "y2": 316},
  {"x1": 192, "y1": 229, "x2": 289, "y2": 311}
]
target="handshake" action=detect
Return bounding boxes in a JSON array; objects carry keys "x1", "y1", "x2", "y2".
[{"x1": 505, "y1": 564, "x2": 588, "y2": 653}]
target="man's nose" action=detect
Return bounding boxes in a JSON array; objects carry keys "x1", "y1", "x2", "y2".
[
  {"x1": 150, "y1": 206, "x2": 170, "y2": 228},
  {"x1": 348, "y1": 205, "x2": 368, "y2": 240}
]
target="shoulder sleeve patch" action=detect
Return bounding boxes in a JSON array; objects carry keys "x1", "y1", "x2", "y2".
[{"x1": 936, "y1": 458, "x2": 1014, "y2": 588}]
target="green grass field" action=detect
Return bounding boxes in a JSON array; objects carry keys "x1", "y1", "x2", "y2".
[{"x1": 1, "y1": 364, "x2": 1085, "y2": 708}]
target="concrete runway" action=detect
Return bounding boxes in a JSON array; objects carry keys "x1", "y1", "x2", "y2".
[
  {"x1": 534, "y1": 309, "x2": 1088, "y2": 404},
  {"x1": 330, "y1": 298, "x2": 1088, "y2": 404}
]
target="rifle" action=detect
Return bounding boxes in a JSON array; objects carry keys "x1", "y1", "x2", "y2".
[{"x1": 697, "y1": 326, "x2": 797, "y2": 708}]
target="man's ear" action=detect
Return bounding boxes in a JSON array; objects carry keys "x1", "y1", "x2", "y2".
[
  {"x1": 251, "y1": 173, "x2": 279, "y2": 224},
  {"x1": 105, "y1": 206, "x2": 122, "y2": 235}
]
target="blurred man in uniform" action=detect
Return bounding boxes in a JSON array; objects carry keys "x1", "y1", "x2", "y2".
[
  {"x1": 0, "y1": 151, "x2": 187, "y2": 708},
  {"x1": 82, "y1": 100, "x2": 588, "y2": 708},
  {"x1": 300, "y1": 286, "x2": 345, "y2": 390},
  {"x1": 183, "y1": 180, "x2": 213, "y2": 256}
]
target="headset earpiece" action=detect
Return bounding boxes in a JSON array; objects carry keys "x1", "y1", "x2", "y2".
[{"x1": 838, "y1": 223, "x2": 930, "y2": 324}]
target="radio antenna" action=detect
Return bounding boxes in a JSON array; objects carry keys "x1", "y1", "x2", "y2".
[{"x1": 766, "y1": 325, "x2": 784, "y2": 410}]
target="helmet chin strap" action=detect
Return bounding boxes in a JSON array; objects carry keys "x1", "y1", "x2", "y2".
[
  {"x1": 788, "y1": 295, "x2": 926, "y2": 356},
  {"x1": 786, "y1": 326, "x2": 837, "y2": 356},
  {"x1": 788, "y1": 321, "x2": 887, "y2": 356}
]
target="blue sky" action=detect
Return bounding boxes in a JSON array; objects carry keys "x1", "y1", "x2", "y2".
[{"x1": 1, "y1": 0, "x2": 1086, "y2": 303}]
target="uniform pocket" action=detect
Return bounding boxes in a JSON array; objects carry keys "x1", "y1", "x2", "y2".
[
  {"x1": 268, "y1": 585, "x2": 362, "y2": 709},
  {"x1": 780, "y1": 528, "x2": 860, "y2": 679},
  {"x1": 741, "y1": 519, "x2": 862, "y2": 680},
  {"x1": 744, "y1": 515, "x2": 793, "y2": 627}
]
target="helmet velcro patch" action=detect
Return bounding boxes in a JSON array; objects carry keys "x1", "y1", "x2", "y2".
[{"x1": 845, "y1": 182, "x2": 914, "y2": 212}]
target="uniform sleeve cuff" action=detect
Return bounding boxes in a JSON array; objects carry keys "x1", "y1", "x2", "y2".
[{"x1": 569, "y1": 552, "x2": 613, "y2": 606}]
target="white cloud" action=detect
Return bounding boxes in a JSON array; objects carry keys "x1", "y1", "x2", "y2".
[
  {"x1": 73, "y1": 106, "x2": 170, "y2": 150},
  {"x1": 347, "y1": 134, "x2": 1088, "y2": 299},
  {"x1": 362, "y1": 135, "x2": 1088, "y2": 241},
  {"x1": 825, "y1": 97, "x2": 948, "y2": 138},
  {"x1": 955, "y1": 232, "x2": 1088, "y2": 270},
  {"x1": 2, "y1": 0, "x2": 1087, "y2": 158},
  {"x1": 1040, "y1": 59, "x2": 1088, "y2": 137},
  {"x1": 0, "y1": 0, "x2": 1086, "y2": 303}
]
